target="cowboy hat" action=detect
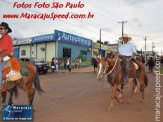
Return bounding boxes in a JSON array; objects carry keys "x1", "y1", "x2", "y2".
[
  {"x1": 119, "y1": 34, "x2": 131, "y2": 41},
  {"x1": 0, "y1": 22, "x2": 12, "y2": 33}
]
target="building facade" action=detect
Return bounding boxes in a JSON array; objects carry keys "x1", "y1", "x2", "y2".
[
  {"x1": 93, "y1": 43, "x2": 118, "y2": 57},
  {"x1": 13, "y1": 30, "x2": 93, "y2": 62}
]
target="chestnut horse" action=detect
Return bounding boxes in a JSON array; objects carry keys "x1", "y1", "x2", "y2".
[
  {"x1": 0, "y1": 61, "x2": 44, "y2": 110},
  {"x1": 97, "y1": 55, "x2": 148, "y2": 111}
]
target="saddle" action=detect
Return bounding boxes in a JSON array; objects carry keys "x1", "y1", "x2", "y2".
[
  {"x1": 132, "y1": 62, "x2": 138, "y2": 70},
  {"x1": 2, "y1": 57, "x2": 23, "y2": 90},
  {"x1": 120, "y1": 58, "x2": 141, "y2": 78},
  {"x1": 2, "y1": 57, "x2": 22, "y2": 81}
]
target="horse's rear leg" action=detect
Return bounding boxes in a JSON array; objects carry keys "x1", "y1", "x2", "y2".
[
  {"x1": 140, "y1": 81, "x2": 145, "y2": 103},
  {"x1": 26, "y1": 88, "x2": 36, "y2": 111},
  {"x1": 108, "y1": 84, "x2": 118, "y2": 111}
]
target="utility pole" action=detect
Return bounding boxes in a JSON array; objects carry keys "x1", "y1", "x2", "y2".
[
  {"x1": 100, "y1": 29, "x2": 101, "y2": 57},
  {"x1": 118, "y1": 21, "x2": 127, "y2": 36},
  {"x1": 144, "y1": 36, "x2": 148, "y2": 64},
  {"x1": 152, "y1": 42, "x2": 155, "y2": 54}
]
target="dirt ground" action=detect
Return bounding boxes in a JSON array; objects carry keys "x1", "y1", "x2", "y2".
[{"x1": 0, "y1": 67, "x2": 163, "y2": 122}]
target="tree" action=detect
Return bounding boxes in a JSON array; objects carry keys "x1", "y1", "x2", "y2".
[
  {"x1": 103, "y1": 41, "x2": 109, "y2": 45},
  {"x1": 96, "y1": 40, "x2": 103, "y2": 44}
]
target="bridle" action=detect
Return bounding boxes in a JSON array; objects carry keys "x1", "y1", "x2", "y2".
[{"x1": 101, "y1": 55, "x2": 119, "y2": 77}]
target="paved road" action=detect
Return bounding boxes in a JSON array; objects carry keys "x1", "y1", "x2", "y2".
[{"x1": 0, "y1": 67, "x2": 163, "y2": 122}]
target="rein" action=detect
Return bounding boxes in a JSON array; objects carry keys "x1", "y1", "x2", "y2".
[{"x1": 103, "y1": 56, "x2": 119, "y2": 77}]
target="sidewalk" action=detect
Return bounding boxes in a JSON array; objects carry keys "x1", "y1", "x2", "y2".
[{"x1": 50, "y1": 67, "x2": 94, "y2": 74}]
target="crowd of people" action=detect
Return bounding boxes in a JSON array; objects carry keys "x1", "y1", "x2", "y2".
[{"x1": 50, "y1": 57, "x2": 82, "y2": 73}]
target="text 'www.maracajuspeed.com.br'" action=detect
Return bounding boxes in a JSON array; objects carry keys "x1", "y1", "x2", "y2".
[{"x1": 3, "y1": 12, "x2": 94, "y2": 20}]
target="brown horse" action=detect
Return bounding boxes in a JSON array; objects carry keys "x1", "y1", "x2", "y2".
[
  {"x1": 97, "y1": 55, "x2": 148, "y2": 111},
  {"x1": 0, "y1": 61, "x2": 44, "y2": 110}
]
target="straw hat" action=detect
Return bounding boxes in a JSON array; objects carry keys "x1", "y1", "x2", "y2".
[{"x1": 119, "y1": 34, "x2": 132, "y2": 41}]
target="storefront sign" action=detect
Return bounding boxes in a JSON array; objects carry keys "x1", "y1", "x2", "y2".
[
  {"x1": 32, "y1": 34, "x2": 54, "y2": 43},
  {"x1": 94, "y1": 43, "x2": 118, "y2": 52},
  {"x1": 54, "y1": 30, "x2": 92, "y2": 47},
  {"x1": 13, "y1": 38, "x2": 32, "y2": 45}
]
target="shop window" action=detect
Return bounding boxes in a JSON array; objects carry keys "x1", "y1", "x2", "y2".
[
  {"x1": 21, "y1": 50, "x2": 26, "y2": 56},
  {"x1": 63, "y1": 48, "x2": 71, "y2": 58},
  {"x1": 80, "y1": 50, "x2": 87, "y2": 55}
]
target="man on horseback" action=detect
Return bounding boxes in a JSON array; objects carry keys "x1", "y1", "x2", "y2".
[
  {"x1": 147, "y1": 53, "x2": 155, "y2": 72},
  {"x1": 0, "y1": 22, "x2": 14, "y2": 93},
  {"x1": 119, "y1": 34, "x2": 137, "y2": 88}
]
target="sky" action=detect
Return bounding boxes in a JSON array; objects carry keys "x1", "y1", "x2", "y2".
[{"x1": 0, "y1": 0, "x2": 163, "y2": 55}]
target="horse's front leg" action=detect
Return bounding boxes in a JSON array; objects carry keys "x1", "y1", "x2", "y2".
[{"x1": 108, "y1": 84, "x2": 118, "y2": 111}]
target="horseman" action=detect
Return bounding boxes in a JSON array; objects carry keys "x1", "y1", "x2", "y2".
[
  {"x1": 0, "y1": 22, "x2": 14, "y2": 93},
  {"x1": 147, "y1": 53, "x2": 155, "y2": 72},
  {"x1": 118, "y1": 34, "x2": 137, "y2": 88}
]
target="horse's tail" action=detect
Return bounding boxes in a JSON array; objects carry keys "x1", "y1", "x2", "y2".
[
  {"x1": 34, "y1": 68, "x2": 44, "y2": 95},
  {"x1": 144, "y1": 73, "x2": 148, "y2": 87}
]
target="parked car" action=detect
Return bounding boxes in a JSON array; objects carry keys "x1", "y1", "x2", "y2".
[{"x1": 20, "y1": 57, "x2": 49, "y2": 74}]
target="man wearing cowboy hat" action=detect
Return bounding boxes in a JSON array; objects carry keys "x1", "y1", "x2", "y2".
[
  {"x1": 0, "y1": 22, "x2": 14, "y2": 93},
  {"x1": 119, "y1": 34, "x2": 137, "y2": 88}
]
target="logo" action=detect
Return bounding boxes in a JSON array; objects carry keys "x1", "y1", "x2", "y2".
[
  {"x1": 57, "y1": 33, "x2": 61, "y2": 40},
  {"x1": 2, "y1": 105, "x2": 33, "y2": 121}
]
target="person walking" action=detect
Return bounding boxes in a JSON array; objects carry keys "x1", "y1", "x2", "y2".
[
  {"x1": 67, "y1": 58, "x2": 71, "y2": 72},
  {"x1": 79, "y1": 58, "x2": 82, "y2": 68},
  {"x1": 51, "y1": 57, "x2": 55, "y2": 73},
  {"x1": 64, "y1": 58, "x2": 67, "y2": 70},
  {"x1": 55, "y1": 58, "x2": 59, "y2": 71}
]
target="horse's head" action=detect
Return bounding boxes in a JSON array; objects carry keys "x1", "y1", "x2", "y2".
[
  {"x1": 97, "y1": 55, "x2": 119, "y2": 80},
  {"x1": 97, "y1": 57, "x2": 108, "y2": 80}
]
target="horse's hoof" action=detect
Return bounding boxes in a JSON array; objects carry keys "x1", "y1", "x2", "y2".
[
  {"x1": 127, "y1": 99, "x2": 132, "y2": 104},
  {"x1": 108, "y1": 104, "x2": 113, "y2": 112},
  {"x1": 120, "y1": 100, "x2": 124, "y2": 104}
]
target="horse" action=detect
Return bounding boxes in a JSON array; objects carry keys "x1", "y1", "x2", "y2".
[
  {"x1": 97, "y1": 55, "x2": 148, "y2": 111},
  {"x1": 0, "y1": 61, "x2": 44, "y2": 111},
  {"x1": 91, "y1": 57, "x2": 98, "y2": 71},
  {"x1": 147, "y1": 57, "x2": 155, "y2": 72}
]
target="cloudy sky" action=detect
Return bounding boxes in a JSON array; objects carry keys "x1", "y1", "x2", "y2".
[{"x1": 0, "y1": 0, "x2": 163, "y2": 54}]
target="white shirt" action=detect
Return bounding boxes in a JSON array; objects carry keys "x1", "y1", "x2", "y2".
[
  {"x1": 55, "y1": 59, "x2": 58, "y2": 65},
  {"x1": 119, "y1": 42, "x2": 137, "y2": 56}
]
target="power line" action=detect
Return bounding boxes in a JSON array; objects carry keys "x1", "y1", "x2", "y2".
[{"x1": 83, "y1": 0, "x2": 124, "y2": 21}]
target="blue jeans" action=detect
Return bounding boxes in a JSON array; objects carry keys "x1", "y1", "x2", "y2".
[
  {"x1": 0, "y1": 55, "x2": 8, "y2": 87},
  {"x1": 123, "y1": 56, "x2": 131, "y2": 84}
]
